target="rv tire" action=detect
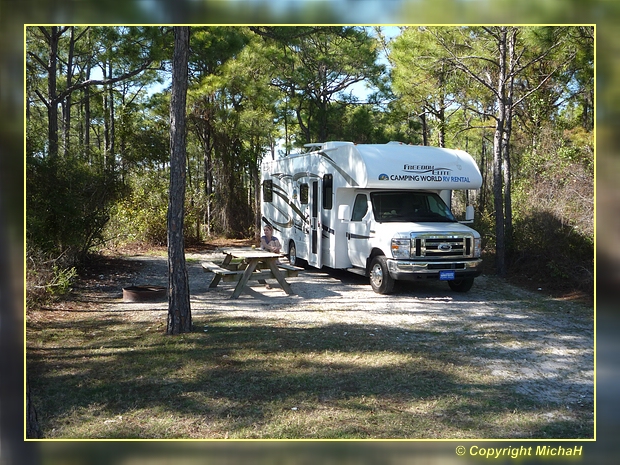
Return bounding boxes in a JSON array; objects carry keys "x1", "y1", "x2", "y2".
[
  {"x1": 288, "y1": 241, "x2": 306, "y2": 268},
  {"x1": 448, "y1": 277, "x2": 474, "y2": 292},
  {"x1": 369, "y1": 255, "x2": 395, "y2": 294}
]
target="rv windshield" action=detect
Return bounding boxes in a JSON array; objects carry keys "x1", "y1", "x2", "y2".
[{"x1": 370, "y1": 191, "x2": 457, "y2": 223}]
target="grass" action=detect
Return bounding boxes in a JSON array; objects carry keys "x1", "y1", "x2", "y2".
[{"x1": 27, "y1": 309, "x2": 593, "y2": 439}]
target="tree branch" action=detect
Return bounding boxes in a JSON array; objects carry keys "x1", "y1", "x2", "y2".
[
  {"x1": 511, "y1": 51, "x2": 577, "y2": 109},
  {"x1": 27, "y1": 51, "x2": 48, "y2": 70},
  {"x1": 34, "y1": 89, "x2": 50, "y2": 108},
  {"x1": 427, "y1": 29, "x2": 501, "y2": 99},
  {"x1": 52, "y1": 60, "x2": 154, "y2": 105}
]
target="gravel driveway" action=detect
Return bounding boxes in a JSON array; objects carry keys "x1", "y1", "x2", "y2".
[{"x1": 107, "y1": 250, "x2": 594, "y2": 415}]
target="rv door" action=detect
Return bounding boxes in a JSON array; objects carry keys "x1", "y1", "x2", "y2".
[
  {"x1": 347, "y1": 193, "x2": 371, "y2": 268},
  {"x1": 308, "y1": 180, "x2": 323, "y2": 268}
]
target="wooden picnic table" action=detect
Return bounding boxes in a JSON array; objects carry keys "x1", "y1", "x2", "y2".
[{"x1": 202, "y1": 247, "x2": 301, "y2": 299}]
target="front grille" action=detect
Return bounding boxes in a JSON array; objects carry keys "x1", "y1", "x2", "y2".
[
  {"x1": 427, "y1": 263, "x2": 466, "y2": 270},
  {"x1": 411, "y1": 234, "x2": 475, "y2": 259}
]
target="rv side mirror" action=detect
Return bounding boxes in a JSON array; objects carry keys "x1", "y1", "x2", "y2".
[
  {"x1": 465, "y1": 205, "x2": 475, "y2": 221},
  {"x1": 338, "y1": 205, "x2": 351, "y2": 221}
]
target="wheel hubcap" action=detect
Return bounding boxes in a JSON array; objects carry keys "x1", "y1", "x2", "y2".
[{"x1": 370, "y1": 264, "x2": 383, "y2": 287}]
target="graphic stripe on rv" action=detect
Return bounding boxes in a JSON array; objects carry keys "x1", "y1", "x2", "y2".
[
  {"x1": 319, "y1": 151, "x2": 359, "y2": 186},
  {"x1": 272, "y1": 182, "x2": 308, "y2": 227},
  {"x1": 346, "y1": 233, "x2": 372, "y2": 240}
]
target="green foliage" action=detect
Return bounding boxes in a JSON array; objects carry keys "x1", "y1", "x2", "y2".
[
  {"x1": 106, "y1": 168, "x2": 213, "y2": 246},
  {"x1": 187, "y1": 29, "x2": 279, "y2": 237},
  {"x1": 107, "y1": 171, "x2": 169, "y2": 246},
  {"x1": 511, "y1": 209, "x2": 593, "y2": 290},
  {"x1": 557, "y1": 126, "x2": 594, "y2": 173},
  {"x1": 26, "y1": 249, "x2": 78, "y2": 309},
  {"x1": 26, "y1": 25, "x2": 172, "y2": 260},
  {"x1": 391, "y1": 27, "x2": 490, "y2": 148},
  {"x1": 27, "y1": 154, "x2": 118, "y2": 262},
  {"x1": 260, "y1": 26, "x2": 384, "y2": 144},
  {"x1": 510, "y1": 121, "x2": 593, "y2": 291},
  {"x1": 117, "y1": 95, "x2": 171, "y2": 172},
  {"x1": 48, "y1": 265, "x2": 78, "y2": 296},
  {"x1": 340, "y1": 106, "x2": 374, "y2": 143}
]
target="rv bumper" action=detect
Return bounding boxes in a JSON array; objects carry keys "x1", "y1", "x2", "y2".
[{"x1": 386, "y1": 258, "x2": 483, "y2": 281}]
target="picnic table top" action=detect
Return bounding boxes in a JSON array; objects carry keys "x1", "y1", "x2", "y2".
[{"x1": 220, "y1": 247, "x2": 283, "y2": 260}]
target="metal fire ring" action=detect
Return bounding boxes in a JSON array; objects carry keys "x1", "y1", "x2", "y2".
[{"x1": 122, "y1": 285, "x2": 167, "y2": 302}]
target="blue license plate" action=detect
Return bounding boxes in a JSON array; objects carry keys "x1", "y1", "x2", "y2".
[{"x1": 439, "y1": 270, "x2": 455, "y2": 281}]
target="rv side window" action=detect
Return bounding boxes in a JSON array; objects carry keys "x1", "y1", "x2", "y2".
[
  {"x1": 323, "y1": 174, "x2": 333, "y2": 210},
  {"x1": 300, "y1": 184, "x2": 309, "y2": 205},
  {"x1": 263, "y1": 180, "x2": 273, "y2": 203},
  {"x1": 351, "y1": 194, "x2": 368, "y2": 221}
]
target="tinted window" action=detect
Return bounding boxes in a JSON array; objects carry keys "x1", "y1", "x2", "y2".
[
  {"x1": 300, "y1": 184, "x2": 309, "y2": 204},
  {"x1": 323, "y1": 174, "x2": 333, "y2": 210},
  {"x1": 262, "y1": 180, "x2": 273, "y2": 202},
  {"x1": 351, "y1": 194, "x2": 368, "y2": 221}
]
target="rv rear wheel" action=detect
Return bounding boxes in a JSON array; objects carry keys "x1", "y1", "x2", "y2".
[
  {"x1": 369, "y1": 255, "x2": 395, "y2": 294},
  {"x1": 288, "y1": 241, "x2": 306, "y2": 267},
  {"x1": 448, "y1": 277, "x2": 474, "y2": 292}
]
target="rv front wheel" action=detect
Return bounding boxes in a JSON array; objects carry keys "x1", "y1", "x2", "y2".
[{"x1": 369, "y1": 256, "x2": 395, "y2": 294}]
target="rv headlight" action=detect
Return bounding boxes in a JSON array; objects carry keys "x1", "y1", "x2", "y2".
[
  {"x1": 474, "y1": 237, "x2": 482, "y2": 258},
  {"x1": 391, "y1": 238, "x2": 411, "y2": 259}
]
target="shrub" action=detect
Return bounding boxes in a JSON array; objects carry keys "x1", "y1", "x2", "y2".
[
  {"x1": 27, "y1": 154, "x2": 119, "y2": 263},
  {"x1": 26, "y1": 250, "x2": 78, "y2": 309},
  {"x1": 510, "y1": 141, "x2": 593, "y2": 294}
]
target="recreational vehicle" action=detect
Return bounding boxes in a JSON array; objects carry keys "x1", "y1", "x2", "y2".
[{"x1": 260, "y1": 141, "x2": 483, "y2": 294}]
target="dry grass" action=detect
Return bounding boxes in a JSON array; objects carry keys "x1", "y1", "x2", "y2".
[{"x1": 27, "y1": 308, "x2": 593, "y2": 439}]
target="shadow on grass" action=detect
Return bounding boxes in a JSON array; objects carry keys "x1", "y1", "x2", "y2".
[{"x1": 27, "y1": 312, "x2": 594, "y2": 439}]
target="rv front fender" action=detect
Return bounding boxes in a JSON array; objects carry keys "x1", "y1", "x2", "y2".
[{"x1": 366, "y1": 248, "x2": 387, "y2": 273}]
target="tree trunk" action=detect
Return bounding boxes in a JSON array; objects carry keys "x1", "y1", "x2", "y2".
[
  {"x1": 252, "y1": 148, "x2": 261, "y2": 242},
  {"x1": 63, "y1": 26, "x2": 75, "y2": 158},
  {"x1": 103, "y1": 61, "x2": 116, "y2": 176},
  {"x1": 167, "y1": 26, "x2": 192, "y2": 335},
  {"x1": 46, "y1": 26, "x2": 60, "y2": 160},
  {"x1": 84, "y1": 59, "x2": 91, "y2": 164},
  {"x1": 419, "y1": 111, "x2": 428, "y2": 146},
  {"x1": 296, "y1": 101, "x2": 311, "y2": 144},
  {"x1": 438, "y1": 103, "x2": 446, "y2": 148},
  {"x1": 493, "y1": 117, "x2": 505, "y2": 277},
  {"x1": 502, "y1": 112, "x2": 513, "y2": 260},
  {"x1": 205, "y1": 151, "x2": 213, "y2": 237},
  {"x1": 479, "y1": 131, "x2": 487, "y2": 215},
  {"x1": 103, "y1": 62, "x2": 110, "y2": 171},
  {"x1": 501, "y1": 29, "x2": 516, "y2": 256},
  {"x1": 193, "y1": 95, "x2": 215, "y2": 237},
  {"x1": 318, "y1": 94, "x2": 328, "y2": 142},
  {"x1": 438, "y1": 68, "x2": 446, "y2": 148},
  {"x1": 502, "y1": 28, "x2": 517, "y2": 258},
  {"x1": 204, "y1": 127, "x2": 213, "y2": 237},
  {"x1": 108, "y1": 61, "x2": 116, "y2": 173},
  {"x1": 493, "y1": 27, "x2": 508, "y2": 277}
]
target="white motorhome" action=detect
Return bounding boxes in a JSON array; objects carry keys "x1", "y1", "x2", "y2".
[{"x1": 260, "y1": 141, "x2": 483, "y2": 294}]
